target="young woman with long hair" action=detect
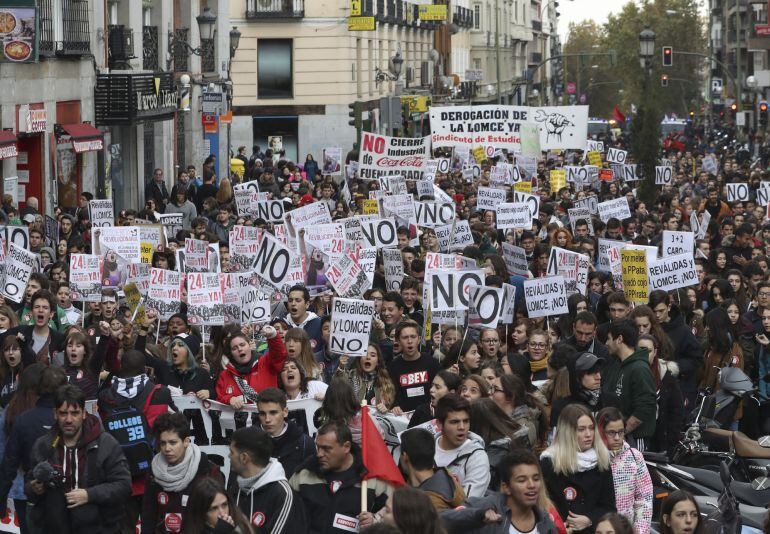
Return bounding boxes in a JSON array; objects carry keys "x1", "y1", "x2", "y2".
[
  {"x1": 382, "y1": 486, "x2": 446, "y2": 534},
  {"x1": 470, "y1": 397, "x2": 529, "y2": 484},
  {"x1": 659, "y1": 490, "x2": 701, "y2": 534},
  {"x1": 460, "y1": 374, "x2": 489, "y2": 401},
  {"x1": 595, "y1": 513, "x2": 635, "y2": 534},
  {"x1": 408, "y1": 370, "x2": 461, "y2": 428},
  {"x1": 700, "y1": 307, "x2": 743, "y2": 394},
  {"x1": 596, "y1": 407, "x2": 653, "y2": 534},
  {"x1": 0, "y1": 305, "x2": 19, "y2": 334},
  {"x1": 315, "y1": 376, "x2": 377, "y2": 444},
  {"x1": 284, "y1": 327, "x2": 323, "y2": 380},
  {"x1": 63, "y1": 324, "x2": 120, "y2": 400},
  {"x1": 0, "y1": 335, "x2": 34, "y2": 408},
  {"x1": 279, "y1": 360, "x2": 327, "y2": 401},
  {"x1": 540, "y1": 404, "x2": 616, "y2": 533},
  {"x1": 442, "y1": 339, "x2": 482, "y2": 377},
  {"x1": 185, "y1": 477, "x2": 254, "y2": 534},
  {"x1": 492, "y1": 373, "x2": 546, "y2": 449},
  {"x1": 628, "y1": 305, "x2": 674, "y2": 361},
  {"x1": 335, "y1": 343, "x2": 395, "y2": 412}
]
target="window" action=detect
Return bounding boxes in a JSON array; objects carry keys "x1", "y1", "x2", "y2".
[
  {"x1": 258, "y1": 39, "x2": 293, "y2": 99},
  {"x1": 474, "y1": 4, "x2": 480, "y2": 29},
  {"x1": 39, "y1": 0, "x2": 91, "y2": 55}
]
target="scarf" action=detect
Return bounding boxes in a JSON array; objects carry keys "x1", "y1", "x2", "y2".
[
  {"x1": 151, "y1": 443, "x2": 201, "y2": 492},
  {"x1": 577, "y1": 448, "x2": 598, "y2": 472},
  {"x1": 580, "y1": 387, "x2": 601, "y2": 407},
  {"x1": 237, "y1": 466, "x2": 266, "y2": 490},
  {"x1": 529, "y1": 356, "x2": 549, "y2": 374},
  {"x1": 232, "y1": 355, "x2": 257, "y2": 376},
  {"x1": 113, "y1": 374, "x2": 149, "y2": 399}
]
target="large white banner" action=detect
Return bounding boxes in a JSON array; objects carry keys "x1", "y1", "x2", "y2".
[
  {"x1": 429, "y1": 105, "x2": 531, "y2": 151},
  {"x1": 531, "y1": 106, "x2": 589, "y2": 151},
  {"x1": 358, "y1": 131, "x2": 431, "y2": 181}
]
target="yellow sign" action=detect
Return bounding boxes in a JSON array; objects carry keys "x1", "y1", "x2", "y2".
[
  {"x1": 514, "y1": 181, "x2": 532, "y2": 194},
  {"x1": 124, "y1": 283, "x2": 146, "y2": 326},
  {"x1": 418, "y1": 4, "x2": 448, "y2": 20},
  {"x1": 401, "y1": 95, "x2": 431, "y2": 113},
  {"x1": 549, "y1": 169, "x2": 566, "y2": 192},
  {"x1": 348, "y1": 16, "x2": 375, "y2": 31},
  {"x1": 587, "y1": 151, "x2": 602, "y2": 167},
  {"x1": 350, "y1": 0, "x2": 362, "y2": 16},
  {"x1": 471, "y1": 146, "x2": 486, "y2": 163},
  {"x1": 621, "y1": 249, "x2": 649, "y2": 303},
  {"x1": 140, "y1": 243, "x2": 154, "y2": 264},
  {"x1": 362, "y1": 199, "x2": 379, "y2": 215}
]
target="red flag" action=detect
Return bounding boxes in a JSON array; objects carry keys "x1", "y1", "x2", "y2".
[
  {"x1": 361, "y1": 407, "x2": 405, "y2": 486},
  {"x1": 613, "y1": 105, "x2": 626, "y2": 123}
]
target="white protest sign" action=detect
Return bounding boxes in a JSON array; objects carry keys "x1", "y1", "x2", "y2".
[
  {"x1": 496, "y1": 203, "x2": 533, "y2": 230},
  {"x1": 325, "y1": 253, "x2": 371, "y2": 298},
  {"x1": 253, "y1": 200, "x2": 285, "y2": 223},
  {"x1": 358, "y1": 247, "x2": 377, "y2": 283},
  {"x1": 3, "y1": 244, "x2": 35, "y2": 303},
  {"x1": 436, "y1": 220, "x2": 473, "y2": 252},
  {"x1": 303, "y1": 223, "x2": 345, "y2": 260},
  {"x1": 183, "y1": 237, "x2": 209, "y2": 272},
  {"x1": 233, "y1": 183, "x2": 270, "y2": 218},
  {"x1": 423, "y1": 159, "x2": 439, "y2": 182},
  {"x1": 531, "y1": 106, "x2": 589, "y2": 150},
  {"x1": 597, "y1": 238, "x2": 626, "y2": 272},
  {"x1": 690, "y1": 210, "x2": 710, "y2": 240},
  {"x1": 253, "y1": 233, "x2": 300, "y2": 294},
  {"x1": 329, "y1": 298, "x2": 375, "y2": 357},
  {"x1": 662, "y1": 231, "x2": 695, "y2": 257},
  {"x1": 89, "y1": 199, "x2": 114, "y2": 228},
  {"x1": 565, "y1": 166, "x2": 591, "y2": 184},
  {"x1": 467, "y1": 285, "x2": 505, "y2": 328},
  {"x1": 225, "y1": 272, "x2": 271, "y2": 324},
  {"x1": 502, "y1": 243, "x2": 529, "y2": 276},
  {"x1": 606, "y1": 147, "x2": 627, "y2": 164},
  {"x1": 597, "y1": 197, "x2": 632, "y2": 222},
  {"x1": 126, "y1": 262, "x2": 151, "y2": 296},
  {"x1": 477, "y1": 186, "x2": 508, "y2": 210},
  {"x1": 146, "y1": 268, "x2": 181, "y2": 319},
  {"x1": 512, "y1": 191, "x2": 540, "y2": 220},
  {"x1": 501, "y1": 283, "x2": 517, "y2": 324},
  {"x1": 575, "y1": 196, "x2": 599, "y2": 215},
  {"x1": 414, "y1": 201, "x2": 455, "y2": 228},
  {"x1": 726, "y1": 182, "x2": 749, "y2": 202},
  {"x1": 437, "y1": 158, "x2": 451, "y2": 174},
  {"x1": 69, "y1": 254, "x2": 103, "y2": 302},
  {"x1": 568, "y1": 207, "x2": 594, "y2": 236},
  {"x1": 187, "y1": 272, "x2": 224, "y2": 326},
  {"x1": 429, "y1": 269, "x2": 486, "y2": 311},
  {"x1": 546, "y1": 247, "x2": 590, "y2": 295},
  {"x1": 416, "y1": 180, "x2": 434, "y2": 199},
  {"x1": 429, "y1": 105, "x2": 531, "y2": 151},
  {"x1": 587, "y1": 140, "x2": 604, "y2": 152},
  {"x1": 288, "y1": 202, "x2": 332, "y2": 228},
  {"x1": 648, "y1": 253, "x2": 698, "y2": 291},
  {"x1": 655, "y1": 166, "x2": 673, "y2": 185},
  {"x1": 523, "y1": 276, "x2": 568, "y2": 318},
  {"x1": 382, "y1": 248, "x2": 404, "y2": 292},
  {"x1": 387, "y1": 175, "x2": 408, "y2": 196},
  {"x1": 360, "y1": 218, "x2": 398, "y2": 248},
  {"x1": 358, "y1": 132, "x2": 431, "y2": 181},
  {"x1": 617, "y1": 164, "x2": 641, "y2": 182},
  {"x1": 757, "y1": 187, "x2": 770, "y2": 207}
]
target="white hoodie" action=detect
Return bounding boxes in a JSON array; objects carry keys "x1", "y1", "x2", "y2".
[{"x1": 434, "y1": 431, "x2": 490, "y2": 498}]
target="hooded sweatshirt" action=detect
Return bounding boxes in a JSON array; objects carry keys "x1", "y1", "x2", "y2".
[
  {"x1": 434, "y1": 431, "x2": 491, "y2": 498},
  {"x1": 601, "y1": 348, "x2": 657, "y2": 439},
  {"x1": 440, "y1": 490, "x2": 559, "y2": 534},
  {"x1": 235, "y1": 458, "x2": 304, "y2": 534}
]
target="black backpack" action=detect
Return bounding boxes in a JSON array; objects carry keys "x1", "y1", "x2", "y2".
[{"x1": 102, "y1": 384, "x2": 161, "y2": 476}]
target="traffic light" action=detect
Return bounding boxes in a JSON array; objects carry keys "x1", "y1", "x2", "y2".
[
  {"x1": 730, "y1": 102, "x2": 738, "y2": 114},
  {"x1": 348, "y1": 101, "x2": 362, "y2": 145},
  {"x1": 661, "y1": 74, "x2": 668, "y2": 87},
  {"x1": 662, "y1": 46, "x2": 673, "y2": 67},
  {"x1": 760, "y1": 101, "x2": 768, "y2": 126},
  {"x1": 689, "y1": 110, "x2": 695, "y2": 118}
]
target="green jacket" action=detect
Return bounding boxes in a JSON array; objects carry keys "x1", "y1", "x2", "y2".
[{"x1": 601, "y1": 348, "x2": 657, "y2": 439}]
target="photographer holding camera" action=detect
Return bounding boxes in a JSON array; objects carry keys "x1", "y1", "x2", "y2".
[{"x1": 25, "y1": 384, "x2": 131, "y2": 534}]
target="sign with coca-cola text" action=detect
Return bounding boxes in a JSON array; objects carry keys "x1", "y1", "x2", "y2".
[{"x1": 358, "y1": 131, "x2": 431, "y2": 181}]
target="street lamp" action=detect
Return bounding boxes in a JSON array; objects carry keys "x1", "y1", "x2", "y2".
[
  {"x1": 635, "y1": 26, "x2": 659, "y2": 205},
  {"x1": 229, "y1": 27, "x2": 241, "y2": 59},
  {"x1": 375, "y1": 48, "x2": 404, "y2": 86},
  {"x1": 638, "y1": 26, "x2": 656, "y2": 73},
  {"x1": 196, "y1": 7, "x2": 217, "y2": 41},
  {"x1": 167, "y1": 6, "x2": 218, "y2": 69}
]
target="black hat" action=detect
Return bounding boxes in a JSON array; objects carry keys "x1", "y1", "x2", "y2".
[{"x1": 574, "y1": 352, "x2": 604, "y2": 372}]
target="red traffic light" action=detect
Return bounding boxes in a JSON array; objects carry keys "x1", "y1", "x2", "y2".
[{"x1": 662, "y1": 46, "x2": 673, "y2": 66}]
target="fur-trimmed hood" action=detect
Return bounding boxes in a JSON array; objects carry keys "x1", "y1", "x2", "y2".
[{"x1": 659, "y1": 358, "x2": 680, "y2": 378}]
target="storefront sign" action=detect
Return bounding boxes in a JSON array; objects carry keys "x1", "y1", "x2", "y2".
[
  {"x1": 18, "y1": 106, "x2": 46, "y2": 133},
  {"x1": 348, "y1": 16, "x2": 375, "y2": 31},
  {"x1": 95, "y1": 72, "x2": 178, "y2": 125},
  {"x1": 0, "y1": 131, "x2": 18, "y2": 159},
  {"x1": 0, "y1": 7, "x2": 38, "y2": 64},
  {"x1": 73, "y1": 138, "x2": 103, "y2": 153},
  {"x1": 418, "y1": 5, "x2": 447, "y2": 20}
]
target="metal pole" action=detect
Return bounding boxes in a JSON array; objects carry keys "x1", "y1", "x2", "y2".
[
  {"x1": 496, "y1": 0, "x2": 501, "y2": 104},
  {"x1": 736, "y1": 0, "x2": 742, "y2": 128},
  {"x1": 707, "y1": 0, "x2": 713, "y2": 136}
]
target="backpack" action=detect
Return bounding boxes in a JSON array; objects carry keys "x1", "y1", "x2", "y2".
[{"x1": 102, "y1": 384, "x2": 161, "y2": 476}]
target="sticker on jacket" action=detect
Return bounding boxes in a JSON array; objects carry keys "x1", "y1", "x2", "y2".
[
  {"x1": 333, "y1": 513, "x2": 359, "y2": 533},
  {"x1": 563, "y1": 486, "x2": 577, "y2": 501},
  {"x1": 252, "y1": 512, "x2": 265, "y2": 526}
]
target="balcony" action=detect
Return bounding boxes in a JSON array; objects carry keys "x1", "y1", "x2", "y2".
[
  {"x1": 453, "y1": 6, "x2": 474, "y2": 28},
  {"x1": 532, "y1": 19, "x2": 542, "y2": 32},
  {"x1": 245, "y1": 0, "x2": 304, "y2": 19},
  {"x1": 39, "y1": 0, "x2": 91, "y2": 56},
  {"x1": 143, "y1": 26, "x2": 159, "y2": 71}
]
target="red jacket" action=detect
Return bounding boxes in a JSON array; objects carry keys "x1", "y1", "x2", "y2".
[{"x1": 216, "y1": 334, "x2": 287, "y2": 404}]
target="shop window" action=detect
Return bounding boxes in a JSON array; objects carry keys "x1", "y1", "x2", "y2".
[{"x1": 258, "y1": 39, "x2": 293, "y2": 99}]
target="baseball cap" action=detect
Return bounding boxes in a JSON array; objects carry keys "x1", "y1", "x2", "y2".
[{"x1": 574, "y1": 352, "x2": 604, "y2": 372}]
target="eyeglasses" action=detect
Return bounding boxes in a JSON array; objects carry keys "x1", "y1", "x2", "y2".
[
  {"x1": 529, "y1": 342, "x2": 547, "y2": 348},
  {"x1": 759, "y1": 292, "x2": 770, "y2": 298},
  {"x1": 605, "y1": 430, "x2": 625, "y2": 438}
]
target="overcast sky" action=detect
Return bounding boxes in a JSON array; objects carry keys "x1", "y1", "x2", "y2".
[{"x1": 556, "y1": 0, "x2": 624, "y2": 41}]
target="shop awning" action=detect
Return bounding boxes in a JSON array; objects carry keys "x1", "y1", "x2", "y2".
[
  {"x1": 61, "y1": 123, "x2": 104, "y2": 153},
  {"x1": 0, "y1": 130, "x2": 18, "y2": 160}
]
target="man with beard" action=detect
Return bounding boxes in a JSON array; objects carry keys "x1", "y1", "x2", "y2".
[
  {"x1": 563, "y1": 312, "x2": 610, "y2": 361},
  {"x1": 698, "y1": 187, "x2": 732, "y2": 221},
  {"x1": 26, "y1": 385, "x2": 131, "y2": 533},
  {"x1": 290, "y1": 421, "x2": 388, "y2": 532}
]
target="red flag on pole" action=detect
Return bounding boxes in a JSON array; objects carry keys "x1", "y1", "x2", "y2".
[
  {"x1": 361, "y1": 407, "x2": 405, "y2": 487},
  {"x1": 613, "y1": 105, "x2": 626, "y2": 124}
]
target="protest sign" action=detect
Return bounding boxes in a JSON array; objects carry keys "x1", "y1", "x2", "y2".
[
  {"x1": 146, "y1": 268, "x2": 181, "y2": 320},
  {"x1": 616, "y1": 164, "x2": 640, "y2": 182},
  {"x1": 92, "y1": 226, "x2": 141, "y2": 289},
  {"x1": 496, "y1": 202, "x2": 533, "y2": 230},
  {"x1": 514, "y1": 181, "x2": 532, "y2": 194},
  {"x1": 549, "y1": 169, "x2": 566, "y2": 192},
  {"x1": 501, "y1": 283, "x2": 517, "y2": 324},
  {"x1": 326, "y1": 253, "x2": 371, "y2": 298},
  {"x1": 229, "y1": 233, "x2": 260, "y2": 273},
  {"x1": 252, "y1": 200, "x2": 285, "y2": 223},
  {"x1": 156, "y1": 213, "x2": 184, "y2": 242},
  {"x1": 44, "y1": 215, "x2": 59, "y2": 247},
  {"x1": 467, "y1": 285, "x2": 505, "y2": 328},
  {"x1": 383, "y1": 248, "x2": 404, "y2": 291},
  {"x1": 758, "y1": 187, "x2": 770, "y2": 207},
  {"x1": 233, "y1": 183, "x2": 270, "y2": 218},
  {"x1": 587, "y1": 151, "x2": 603, "y2": 166},
  {"x1": 587, "y1": 140, "x2": 604, "y2": 152},
  {"x1": 414, "y1": 201, "x2": 455, "y2": 228},
  {"x1": 599, "y1": 168, "x2": 614, "y2": 181},
  {"x1": 726, "y1": 182, "x2": 750, "y2": 202},
  {"x1": 139, "y1": 225, "x2": 164, "y2": 264},
  {"x1": 531, "y1": 106, "x2": 589, "y2": 150},
  {"x1": 329, "y1": 298, "x2": 375, "y2": 357},
  {"x1": 648, "y1": 253, "x2": 698, "y2": 292},
  {"x1": 489, "y1": 166, "x2": 508, "y2": 188},
  {"x1": 322, "y1": 147, "x2": 343, "y2": 175},
  {"x1": 422, "y1": 159, "x2": 439, "y2": 182},
  {"x1": 187, "y1": 273, "x2": 224, "y2": 326},
  {"x1": 126, "y1": 262, "x2": 150, "y2": 296},
  {"x1": 358, "y1": 132, "x2": 431, "y2": 181},
  {"x1": 662, "y1": 231, "x2": 694, "y2": 257},
  {"x1": 568, "y1": 207, "x2": 594, "y2": 236},
  {"x1": 429, "y1": 269, "x2": 486, "y2": 311},
  {"x1": 690, "y1": 210, "x2": 710, "y2": 240},
  {"x1": 597, "y1": 238, "x2": 626, "y2": 272},
  {"x1": 575, "y1": 196, "x2": 599, "y2": 215},
  {"x1": 386, "y1": 175, "x2": 408, "y2": 195},
  {"x1": 655, "y1": 165, "x2": 673, "y2": 185},
  {"x1": 287, "y1": 202, "x2": 332, "y2": 228},
  {"x1": 621, "y1": 249, "x2": 649, "y2": 303},
  {"x1": 511, "y1": 191, "x2": 539, "y2": 220},
  {"x1": 606, "y1": 147, "x2": 628, "y2": 164},
  {"x1": 381, "y1": 194, "x2": 417, "y2": 238},
  {"x1": 429, "y1": 105, "x2": 530, "y2": 151},
  {"x1": 416, "y1": 179, "x2": 435, "y2": 199},
  {"x1": 253, "y1": 233, "x2": 301, "y2": 295},
  {"x1": 218, "y1": 273, "x2": 241, "y2": 323},
  {"x1": 362, "y1": 199, "x2": 380, "y2": 214},
  {"x1": 501, "y1": 243, "x2": 529, "y2": 276},
  {"x1": 358, "y1": 247, "x2": 378, "y2": 283},
  {"x1": 2, "y1": 244, "x2": 35, "y2": 303},
  {"x1": 597, "y1": 197, "x2": 632, "y2": 223},
  {"x1": 565, "y1": 166, "x2": 591, "y2": 184},
  {"x1": 302, "y1": 223, "x2": 346, "y2": 263},
  {"x1": 477, "y1": 187, "x2": 508, "y2": 210},
  {"x1": 69, "y1": 254, "x2": 103, "y2": 302},
  {"x1": 360, "y1": 218, "x2": 398, "y2": 248},
  {"x1": 89, "y1": 199, "x2": 114, "y2": 228},
  {"x1": 523, "y1": 276, "x2": 568, "y2": 318},
  {"x1": 183, "y1": 238, "x2": 209, "y2": 272},
  {"x1": 436, "y1": 220, "x2": 473, "y2": 252},
  {"x1": 546, "y1": 247, "x2": 589, "y2": 295}
]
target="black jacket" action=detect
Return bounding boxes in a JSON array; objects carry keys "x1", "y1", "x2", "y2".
[
  {"x1": 0, "y1": 325, "x2": 66, "y2": 366},
  {"x1": 143, "y1": 353, "x2": 216, "y2": 397},
  {"x1": 562, "y1": 335, "x2": 610, "y2": 362},
  {"x1": 540, "y1": 455, "x2": 616, "y2": 532},
  {"x1": 145, "y1": 179, "x2": 170, "y2": 213},
  {"x1": 141, "y1": 450, "x2": 223, "y2": 534},
  {"x1": 26, "y1": 414, "x2": 132, "y2": 534},
  {"x1": 661, "y1": 306, "x2": 704, "y2": 405},
  {"x1": 0, "y1": 395, "x2": 56, "y2": 504},
  {"x1": 289, "y1": 451, "x2": 389, "y2": 534},
  {"x1": 234, "y1": 458, "x2": 305, "y2": 534},
  {"x1": 653, "y1": 361, "x2": 686, "y2": 456},
  {"x1": 271, "y1": 420, "x2": 315, "y2": 478}
]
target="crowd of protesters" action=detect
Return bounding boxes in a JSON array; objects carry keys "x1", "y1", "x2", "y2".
[{"x1": 0, "y1": 127, "x2": 770, "y2": 534}]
